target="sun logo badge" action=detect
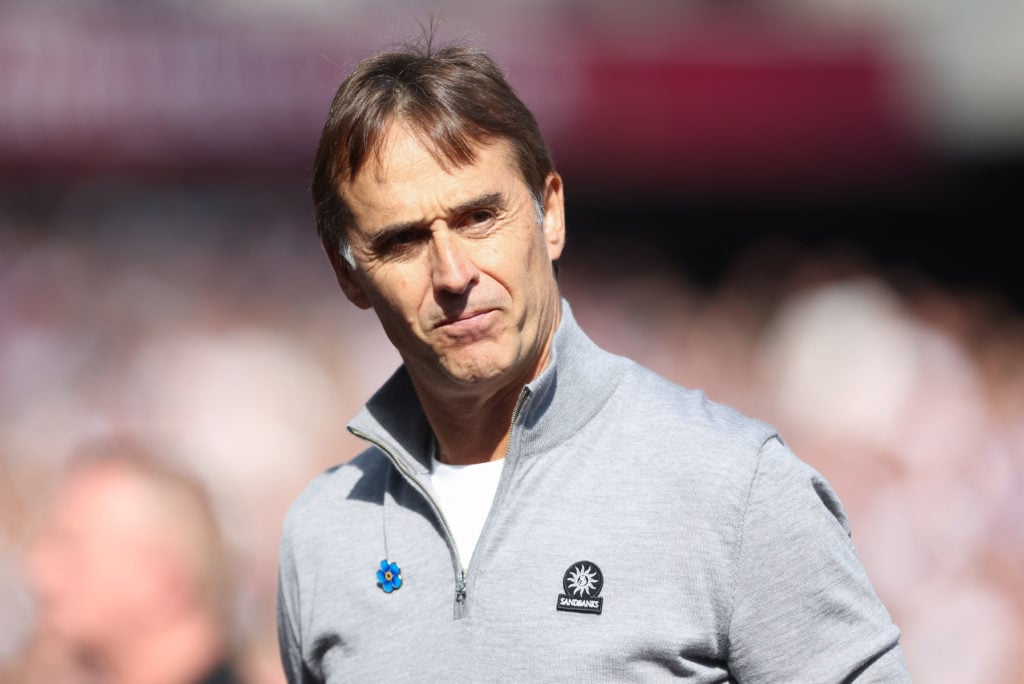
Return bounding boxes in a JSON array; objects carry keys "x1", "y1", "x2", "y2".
[{"x1": 556, "y1": 561, "x2": 604, "y2": 614}]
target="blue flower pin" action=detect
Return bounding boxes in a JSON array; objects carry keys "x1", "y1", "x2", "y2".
[{"x1": 376, "y1": 560, "x2": 402, "y2": 593}]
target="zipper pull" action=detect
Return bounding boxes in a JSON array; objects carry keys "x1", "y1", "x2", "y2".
[{"x1": 454, "y1": 569, "x2": 467, "y2": 618}]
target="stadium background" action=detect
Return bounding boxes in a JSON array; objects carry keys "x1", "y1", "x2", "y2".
[{"x1": 2, "y1": 1, "x2": 1022, "y2": 682}]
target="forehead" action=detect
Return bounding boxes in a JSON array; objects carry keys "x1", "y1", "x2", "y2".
[{"x1": 341, "y1": 123, "x2": 522, "y2": 227}]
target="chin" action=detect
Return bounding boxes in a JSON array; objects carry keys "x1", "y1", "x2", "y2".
[
  {"x1": 444, "y1": 367, "x2": 506, "y2": 387},
  {"x1": 441, "y1": 357, "x2": 513, "y2": 387},
  {"x1": 437, "y1": 344, "x2": 512, "y2": 378}
]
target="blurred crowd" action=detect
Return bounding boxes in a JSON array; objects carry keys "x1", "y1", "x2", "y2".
[
  {"x1": 0, "y1": 183, "x2": 1021, "y2": 683},
  {"x1": 1, "y1": 1, "x2": 1021, "y2": 681}
]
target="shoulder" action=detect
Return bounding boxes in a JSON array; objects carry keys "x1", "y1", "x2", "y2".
[
  {"x1": 280, "y1": 447, "x2": 391, "y2": 545},
  {"x1": 558, "y1": 358, "x2": 787, "y2": 520},
  {"x1": 615, "y1": 361, "x2": 778, "y2": 463}
]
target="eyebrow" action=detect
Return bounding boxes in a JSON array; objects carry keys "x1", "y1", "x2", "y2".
[{"x1": 367, "y1": 192, "x2": 507, "y2": 245}]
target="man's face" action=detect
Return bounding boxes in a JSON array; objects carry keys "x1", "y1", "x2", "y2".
[
  {"x1": 335, "y1": 123, "x2": 565, "y2": 397},
  {"x1": 26, "y1": 469, "x2": 161, "y2": 651}
]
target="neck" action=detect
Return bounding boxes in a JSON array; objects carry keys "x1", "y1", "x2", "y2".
[
  {"x1": 421, "y1": 380, "x2": 526, "y2": 465},
  {"x1": 409, "y1": 296, "x2": 562, "y2": 466},
  {"x1": 414, "y1": 324, "x2": 557, "y2": 466}
]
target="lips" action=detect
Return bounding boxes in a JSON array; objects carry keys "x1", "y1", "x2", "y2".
[
  {"x1": 432, "y1": 309, "x2": 502, "y2": 343},
  {"x1": 435, "y1": 308, "x2": 496, "y2": 329}
]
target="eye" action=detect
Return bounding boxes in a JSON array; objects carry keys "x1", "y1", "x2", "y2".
[
  {"x1": 457, "y1": 208, "x2": 497, "y2": 233},
  {"x1": 372, "y1": 228, "x2": 426, "y2": 259},
  {"x1": 468, "y1": 209, "x2": 494, "y2": 225},
  {"x1": 388, "y1": 231, "x2": 416, "y2": 246}
]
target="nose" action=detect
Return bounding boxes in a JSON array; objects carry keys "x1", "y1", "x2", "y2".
[{"x1": 430, "y1": 231, "x2": 478, "y2": 295}]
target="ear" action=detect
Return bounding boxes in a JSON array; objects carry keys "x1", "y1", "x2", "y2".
[
  {"x1": 540, "y1": 172, "x2": 566, "y2": 262},
  {"x1": 323, "y1": 242, "x2": 373, "y2": 310}
]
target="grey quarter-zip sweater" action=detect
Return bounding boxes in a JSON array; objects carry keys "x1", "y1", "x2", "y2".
[{"x1": 277, "y1": 299, "x2": 910, "y2": 683}]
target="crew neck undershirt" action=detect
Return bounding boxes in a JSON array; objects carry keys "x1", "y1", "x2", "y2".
[{"x1": 429, "y1": 450, "x2": 505, "y2": 567}]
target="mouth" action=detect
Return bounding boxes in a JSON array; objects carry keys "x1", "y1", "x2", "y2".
[{"x1": 435, "y1": 308, "x2": 497, "y2": 330}]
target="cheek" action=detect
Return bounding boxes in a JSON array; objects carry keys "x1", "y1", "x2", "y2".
[
  {"x1": 366, "y1": 270, "x2": 430, "y2": 329},
  {"x1": 515, "y1": 235, "x2": 556, "y2": 292},
  {"x1": 394, "y1": 277, "x2": 426, "y2": 311},
  {"x1": 477, "y1": 234, "x2": 536, "y2": 290},
  {"x1": 362, "y1": 267, "x2": 409, "y2": 306}
]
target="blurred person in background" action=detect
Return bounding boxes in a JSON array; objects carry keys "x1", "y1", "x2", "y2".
[
  {"x1": 276, "y1": 32, "x2": 910, "y2": 682},
  {"x1": 23, "y1": 435, "x2": 241, "y2": 684}
]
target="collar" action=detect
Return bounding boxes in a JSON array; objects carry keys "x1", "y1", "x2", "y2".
[{"x1": 347, "y1": 298, "x2": 631, "y2": 471}]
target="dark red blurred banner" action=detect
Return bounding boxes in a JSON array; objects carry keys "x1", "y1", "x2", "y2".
[{"x1": 0, "y1": 9, "x2": 925, "y2": 190}]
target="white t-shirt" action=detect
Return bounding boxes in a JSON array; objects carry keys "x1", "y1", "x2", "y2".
[{"x1": 430, "y1": 452, "x2": 505, "y2": 567}]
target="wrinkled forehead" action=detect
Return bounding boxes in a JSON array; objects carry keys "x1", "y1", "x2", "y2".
[
  {"x1": 342, "y1": 127, "x2": 524, "y2": 227},
  {"x1": 356, "y1": 117, "x2": 512, "y2": 186},
  {"x1": 344, "y1": 122, "x2": 519, "y2": 199}
]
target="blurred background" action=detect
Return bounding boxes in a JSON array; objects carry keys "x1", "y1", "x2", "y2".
[{"x1": 1, "y1": 1, "x2": 1022, "y2": 682}]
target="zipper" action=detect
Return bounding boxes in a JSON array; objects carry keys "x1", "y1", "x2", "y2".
[
  {"x1": 455, "y1": 385, "x2": 531, "y2": 616},
  {"x1": 455, "y1": 569, "x2": 467, "y2": 618},
  {"x1": 349, "y1": 385, "x2": 531, "y2": 620},
  {"x1": 455, "y1": 385, "x2": 531, "y2": 615},
  {"x1": 504, "y1": 387, "x2": 530, "y2": 458},
  {"x1": 348, "y1": 427, "x2": 467, "y2": 614}
]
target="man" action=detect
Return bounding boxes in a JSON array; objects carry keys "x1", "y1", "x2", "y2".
[
  {"x1": 25, "y1": 437, "x2": 239, "y2": 684},
  {"x1": 277, "y1": 38, "x2": 910, "y2": 682}
]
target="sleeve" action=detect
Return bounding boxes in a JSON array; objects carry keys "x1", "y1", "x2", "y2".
[
  {"x1": 276, "y1": 522, "x2": 322, "y2": 684},
  {"x1": 725, "y1": 436, "x2": 912, "y2": 683}
]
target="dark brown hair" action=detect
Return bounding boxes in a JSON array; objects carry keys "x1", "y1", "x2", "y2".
[{"x1": 311, "y1": 39, "x2": 555, "y2": 265}]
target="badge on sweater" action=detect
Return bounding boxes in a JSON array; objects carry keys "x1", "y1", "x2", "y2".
[
  {"x1": 376, "y1": 559, "x2": 402, "y2": 593},
  {"x1": 556, "y1": 561, "x2": 603, "y2": 614}
]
